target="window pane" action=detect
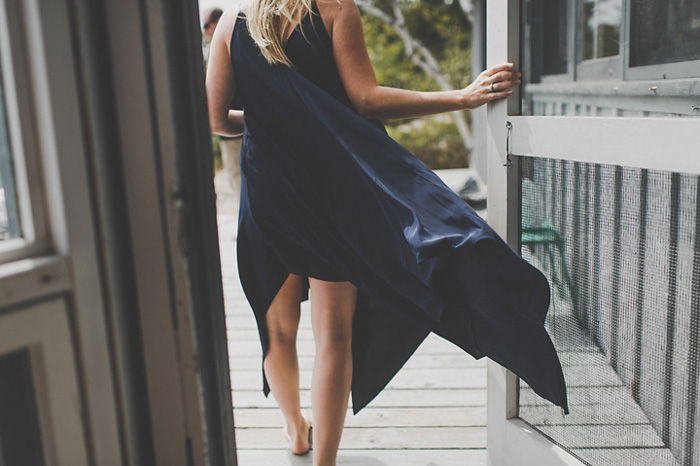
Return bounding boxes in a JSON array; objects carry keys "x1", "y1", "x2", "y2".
[
  {"x1": 630, "y1": 0, "x2": 700, "y2": 67},
  {"x1": 523, "y1": 0, "x2": 569, "y2": 81},
  {"x1": 0, "y1": 349, "x2": 45, "y2": 466},
  {"x1": 581, "y1": 0, "x2": 622, "y2": 60},
  {"x1": 0, "y1": 69, "x2": 21, "y2": 241},
  {"x1": 541, "y1": 0, "x2": 568, "y2": 75}
]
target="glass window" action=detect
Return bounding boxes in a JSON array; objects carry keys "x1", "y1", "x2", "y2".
[
  {"x1": 0, "y1": 71, "x2": 21, "y2": 241},
  {"x1": 541, "y1": 0, "x2": 569, "y2": 75},
  {"x1": 580, "y1": 0, "x2": 623, "y2": 60},
  {"x1": 630, "y1": 0, "x2": 700, "y2": 67},
  {"x1": 522, "y1": 0, "x2": 569, "y2": 85}
]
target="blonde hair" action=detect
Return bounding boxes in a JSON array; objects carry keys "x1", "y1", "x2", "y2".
[{"x1": 245, "y1": 0, "x2": 315, "y2": 67}]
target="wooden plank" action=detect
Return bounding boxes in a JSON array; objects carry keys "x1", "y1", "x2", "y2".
[
  {"x1": 403, "y1": 354, "x2": 484, "y2": 370},
  {"x1": 519, "y1": 402, "x2": 650, "y2": 426},
  {"x1": 236, "y1": 448, "x2": 487, "y2": 466},
  {"x1": 232, "y1": 389, "x2": 487, "y2": 409},
  {"x1": 555, "y1": 350, "x2": 608, "y2": 365},
  {"x1": 520, "y1": 385, "x2": 640, "y2": 408},
  {"x1": 230, "y1": 367, "x2": 486, "y2": 391},
  {"x1": 229, "y1": 354, "x2": 484, "y2": 371},
  {"x1": 225, "y1": 318, "x2": 260, "y2": 331},
  {"x1": 226, "y1": 318, "x2": 476, "y2": 354},
  {"x1": 227, "y1": 329, "x2": 314, "y2": 342},
  {"x1": 224, "y1": 307, "x2": 309, "y2": 319},
  {"x1": 535, "y1": 425, "x2": 665, "y2": 449},
  {"x1": 558, "y1": 365, "x2": 622, "y2": 387},
  {"x1": 228, "y1": 336, "x2": 472, "y2": 359},
  {"x1": 228, "y1": 340, "x2": 313, "y2": 357},
  {"x1": 568, "y1": 448, "x2": 680, "y2": 466},
  {"x1": 233, "y1": 407, "x2": 487, "y2": 428},
  {"x1": 234, "y1": 426, "x2": 486, "y2": 450},
  {"x1": 223, "y1": 306, "x2": 254, "y2": 317}
]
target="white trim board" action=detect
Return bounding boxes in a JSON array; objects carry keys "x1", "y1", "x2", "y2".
[{"x1": 507, "y1": 116, "x2": 700, "y2": 174}]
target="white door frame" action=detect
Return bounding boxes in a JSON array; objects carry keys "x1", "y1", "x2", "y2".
[
  {"x1": 484, "y1": 1, "x2": 700, "y2": 464},
  {"x1": 0, "y1": 0, "x2": 235, "y2": 463},
  {"x1": 97, "y1": 0, "x2": 236, "y2": 463},
  {"x1": 485, "y1": 3, "x2": 582, "y2": 464}
]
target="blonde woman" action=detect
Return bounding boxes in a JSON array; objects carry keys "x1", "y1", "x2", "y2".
[{"x1": 206, "y1": 1, "x2": 568, "y2": 465}]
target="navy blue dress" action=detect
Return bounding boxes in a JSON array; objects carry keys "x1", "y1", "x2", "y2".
[{"x1": 231, "y1": 5, "x2": 568, "y2": 414}]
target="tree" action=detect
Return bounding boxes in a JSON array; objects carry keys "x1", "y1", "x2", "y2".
[{"x1": 357, "y1": 0, "x2": 475, "y2": 167}]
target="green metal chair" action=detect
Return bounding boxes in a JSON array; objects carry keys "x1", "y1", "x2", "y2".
[{"x1": 522, "y1": 220, "x2": 579, "y2": 321}]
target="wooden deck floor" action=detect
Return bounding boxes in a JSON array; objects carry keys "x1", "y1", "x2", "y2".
[{"x1": 218, "y1": 212, "x2": 488, "y2": 466}]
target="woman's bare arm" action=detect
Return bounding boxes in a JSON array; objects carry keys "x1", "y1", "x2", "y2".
[
  {"x1": 206, "y1": 9, "x2": 245, "y2": 137},
  {"x1": 319, "y1": 0, "x2": 520, "y2": 120}
]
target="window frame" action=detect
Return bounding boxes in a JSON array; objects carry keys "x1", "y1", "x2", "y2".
[
  {"x1": 626, "y1": 58, "x2": 700, "y2": 81},
  {"x1": 624, "y1": 0, "x2": 700, "y2": 80},
  {"x1": 0, "y1": 0, "x2": 50, "y2": 264},
  {"x1": 533, "y1": 0, "x2": 700, "y2": 83},
  {"x1": 0, "y1": 299, "x2": 89, "y2": 466}
]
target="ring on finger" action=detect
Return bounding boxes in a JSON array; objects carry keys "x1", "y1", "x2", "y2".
[{"x1": 489, "y1": 82, "x2": 495, "y2": 93}]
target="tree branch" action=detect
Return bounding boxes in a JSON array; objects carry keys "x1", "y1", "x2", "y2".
[{"x1": 356, "y1": 0, "x2": 473, "y2": 153}]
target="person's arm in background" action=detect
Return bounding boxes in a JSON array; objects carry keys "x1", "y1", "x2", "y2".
[{"x1": 206, "y1": 10, "x2": 245, "y2": 137}]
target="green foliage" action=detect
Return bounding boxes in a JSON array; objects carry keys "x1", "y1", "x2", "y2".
[
  {"x1": 212, "y1": 134, "x2": 223, "y2": 174},
  {"x1": 363, "y1": 0, "x2": 472, "y2": 89},
  {"x1": 361, "y1": 0, "x2": 473, "y2": 168},
  {"x1": 363, "y1": 16, "x2": 437, "y2": 91},
  {"x1": 387, "y1": 116, "x2": 468, "y2": 169}
]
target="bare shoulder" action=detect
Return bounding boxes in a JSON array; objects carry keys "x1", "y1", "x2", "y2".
[
  {"x1": 316, "y1": 0, "x2": 361, "y2": 35},
  {"x1": 316, "y1": 0, "x2": 358, "y2": 12},
  {"x1": 212, "y1": 8, "x2": 243, "y2": 52},
  {"x1": 218, "y1": 8, "x2": 241, "y2": 29}
]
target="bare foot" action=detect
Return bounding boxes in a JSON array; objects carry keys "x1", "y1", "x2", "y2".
[{"x1": 284, "y1": 413, "x2": 312, "y2": 455}]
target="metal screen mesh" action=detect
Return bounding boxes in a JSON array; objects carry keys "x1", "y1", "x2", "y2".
[{"x1": 519, "y1": 156, "x2": 700, "y2": 466}]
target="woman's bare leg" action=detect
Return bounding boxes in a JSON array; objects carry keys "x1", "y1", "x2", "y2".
[
  {"x1": 309, "y1": 278, "x2": 357, "y2": 466},
  {"x1": 263, "y1": 274, "x2": 310, "y2": 454}
]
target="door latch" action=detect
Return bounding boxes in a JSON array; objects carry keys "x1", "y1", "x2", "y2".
[{"x1": 504, "y1": 121, "x2": 513, "y2": 167}]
